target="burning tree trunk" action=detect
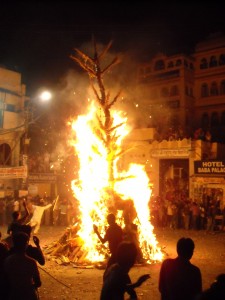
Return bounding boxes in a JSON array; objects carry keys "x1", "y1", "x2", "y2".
[{"x1": 70, "y1": 39, "x2": 124, "y2": 205}]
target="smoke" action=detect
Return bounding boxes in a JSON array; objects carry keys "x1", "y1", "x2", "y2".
[{"x1": 44, "y1": 39, "x2": 154, "y2": 172}]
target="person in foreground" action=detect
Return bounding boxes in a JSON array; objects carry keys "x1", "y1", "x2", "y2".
[
  {"x1": 159, "y1": 237, "x2": 202, "y2": 300},
  {"x1": 4, "y1": 231, "x2": 41, "y2": 300},
  {"x1": 8, "y1": 224, "x2": 45, "y2": 266},
  {"x1": 100, "y1": 241, "x2": 150, "y2": 300},
  {"x1": 196, "y1": 273, "x2": 225, "y2": 300}
]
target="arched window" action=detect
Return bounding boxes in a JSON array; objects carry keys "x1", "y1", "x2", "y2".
[
  {"x1": 219, "y1": 54, "x2": 225, "y2": 65},
  {"x1": 220, "y1": 80, "x2": 225, "y2": 94},
  {"x1": 170, "y1": 85, "x2": 179, "y2": 96},
  {"x1": 0, "y1": 143, "x2": 11, "y2": 166},
  {"x1": 190, "y1": 88, "x2": 193, "y2": 97},
  {"x1": 200, "y1": 58, "x2": 208, "y2": 69},
  {"x1": 190, "y1": 63, "x2": 194, "y2": 70},
  {"x1": 176, "y1": 59, "x2": 182, "y2": 66},
  {"x1": 209, "y1": 56, "x2": 217, "y2": 67},
  {"x1": 210, "y1": 82, "x2": 219, "y2": 96},
  {"x1": 221, "y1": 111, "x2": 225, "y2": 126},
  {"x1": 161, "y1": 87, "x2": 169, "y2": 97},
  {"x1": 168, "y1": 61, "x2": 174, "y2": 68},
  {"x1": 201, "y1": 113, "x2": 209, "y2": 129},
  {"x1": 201, "y1": 83, "x2": 209, "y2": 97},
  {"x1": 154, "y1": 60, "x2": 165, "y2": 71},
  {"x1": 211, "y1": 112, "x2": 220, "y2": 127},
  {"x1": 184, "y1": 60, "x2": 188, "y2": 67}
]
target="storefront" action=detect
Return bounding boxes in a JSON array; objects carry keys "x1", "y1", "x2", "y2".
[{"x1": 191, "y1": 160, "x2": 225, "y2": 208}]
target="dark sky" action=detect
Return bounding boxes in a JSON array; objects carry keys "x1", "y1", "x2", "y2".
[{"x1": 1, "y1": 1, "x2": 225, "y2": 95}]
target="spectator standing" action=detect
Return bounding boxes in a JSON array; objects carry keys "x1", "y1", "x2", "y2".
[
  {"x1": 93, "y1": 213, "x2": 123, "y2": 278},
  {"x1": 4, "y1": 232, "x2": 41, "y2": 300},
  {"x1": 159, "y1": 237, "x2": 202, "y2": 300}
]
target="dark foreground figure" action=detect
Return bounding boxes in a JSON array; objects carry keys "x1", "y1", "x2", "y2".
[
  {"x1": 159, "y1": 237, "x2": 202, "y2": 300},
  {"x1": 100, "y1": 241, "x2": 150, "y2": 300}
]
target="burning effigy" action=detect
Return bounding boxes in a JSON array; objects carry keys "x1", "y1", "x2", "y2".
[{"x1": 44, "y1": 40, "x2": 163, "y2": 267}]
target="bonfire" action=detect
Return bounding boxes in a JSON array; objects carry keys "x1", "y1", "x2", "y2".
[{"x1": 44, "y1": 40, "x2": 163, "y2": 267}]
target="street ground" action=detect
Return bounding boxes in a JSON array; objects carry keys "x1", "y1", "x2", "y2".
[{"x1": 1, "y1": 225, "x2": 225, "y2": 300}]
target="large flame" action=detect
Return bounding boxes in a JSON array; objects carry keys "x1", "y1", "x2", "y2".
[{"x1": 70, "y1": 102, "x2": 163, "y2": 263}]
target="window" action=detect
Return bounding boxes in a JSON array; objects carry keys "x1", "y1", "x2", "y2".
[
  {"x1": 221, "y1": 111, "x2": 225, "y2": 126},
  {"x1": 210, "y1": 82, "x2": 219, "y2": 96},
  {"x1": 176, "y1": 59, "x2": 182, "y2": 66},
  {"x1": 168, "y1": 61, "x2": 174, "y2": 68},
  {"x1": 200, "y1": 58, "x2": 208, "y2": 69},
  {"x1": 0, "y1": 143, "x2": 11, "y2": 165},
  {"x1": 211, "y1": 112, "x2": 220, "y2": 127},
  {"x1": 201, "y1": 83, "x2": 209, "y2": 97},
  {"x1": 201, "y1": 113, "x2": 209, "y2": 128},
  {"x1": 219, "y1": 54, "x2": 225, "y2": 65},
  {"x1": 209, "y1": 56, "x2": 217, "y2": 67},
  {"x1": 190, "y1": 63, "x2": 194, "y2": 70},
  {"x1": 6, "y1": 104, "x2": 15, "y2": 112},
  {"x1": 220, "y1": 80, "x2": 225, "y2": 94},
  {"x1": 154, "y1": 60, "x2": 165, "y2": 71}
]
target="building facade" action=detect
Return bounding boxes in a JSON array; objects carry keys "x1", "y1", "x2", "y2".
[
  {"x1": 0, "y1": 66, "x2": 28, "y2": 197},
  {"x1": 122, "y1": 33, "x2": 225, "y2": 209},
  {"x1": 137, "y1": 32, "x2": 225, "y2": 143}
]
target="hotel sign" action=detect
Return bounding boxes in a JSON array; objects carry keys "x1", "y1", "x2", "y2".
[{"x1": 194, "y1": 161, "x2": 225, "y2": 175}]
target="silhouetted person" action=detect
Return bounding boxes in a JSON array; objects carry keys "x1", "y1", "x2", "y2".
[
  {"x1": 159, "y1": 237, "x2": 202, "y2": 300},
  {"x1": 93, "y1": 213, "x2": 123, "y2": 275},
  {"x1": 0, "y1": 241, "x2": 9, "y2": 299},
  {"x1": 100, "y1": 241, "x2": 150, "y2": 300},
  {"x1": 196, "y1": 273, "x2": 225, "y2": 300},
  {"x1": 8, "y1": 224, "x2": 45, "y2": 265},
  {"x1": 7, "y1": 199, "x2": 29, "y2": 236},
  {"x1": 4, "y1": 231, "x2": 41, "y2": 300}
]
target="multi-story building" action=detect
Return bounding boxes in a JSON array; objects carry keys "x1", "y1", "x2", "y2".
[
  {"x1": 136, "y1": 32, "x2": 225, "y2": 143},
  {"x1": 122, "y1": 33, "x2": 225, "y2": 208},
  {"x1": 0, "y1": 66, "x2": 28, "y2": 197}
]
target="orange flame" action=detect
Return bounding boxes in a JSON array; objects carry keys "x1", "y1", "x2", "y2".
[{"x1": 70, "y1": 102, "x2": 163, "y2": 263}]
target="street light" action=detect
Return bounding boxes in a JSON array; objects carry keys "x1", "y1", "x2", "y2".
[{"x1": 21, "y1": 90, "x2": 52, "y2": 190}]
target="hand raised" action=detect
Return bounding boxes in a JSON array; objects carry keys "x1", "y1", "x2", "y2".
[
  {"x1": 136, "y1": 274, "x2": 150, "y2": 287},
  {"x1": 93, "y1": 224, "x2": 98, "y2": 233}
]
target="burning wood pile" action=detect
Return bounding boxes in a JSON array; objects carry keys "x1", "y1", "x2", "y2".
[{"x1": 43, "y1": 39, "x2": 164, "y2": 267}]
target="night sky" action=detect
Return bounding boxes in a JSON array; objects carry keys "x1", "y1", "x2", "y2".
[{"x1": 1, "y1": 1, "x2": 225, "y2": 95}]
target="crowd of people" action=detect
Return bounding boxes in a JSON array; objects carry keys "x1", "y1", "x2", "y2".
[
  {"x1": 0, "y1": 195, "x2": 78, "y2": 231},
  {"x1": 0, "y1": 209, "x2": 224, "y2": 299},
  {"x1": 150, "y1": 195, "x2": 225, "y2": 232}
]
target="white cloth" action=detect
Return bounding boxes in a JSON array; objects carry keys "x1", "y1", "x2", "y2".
[{"x1": 29, "y1": 204, "x2": 52, "y2": 234}]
